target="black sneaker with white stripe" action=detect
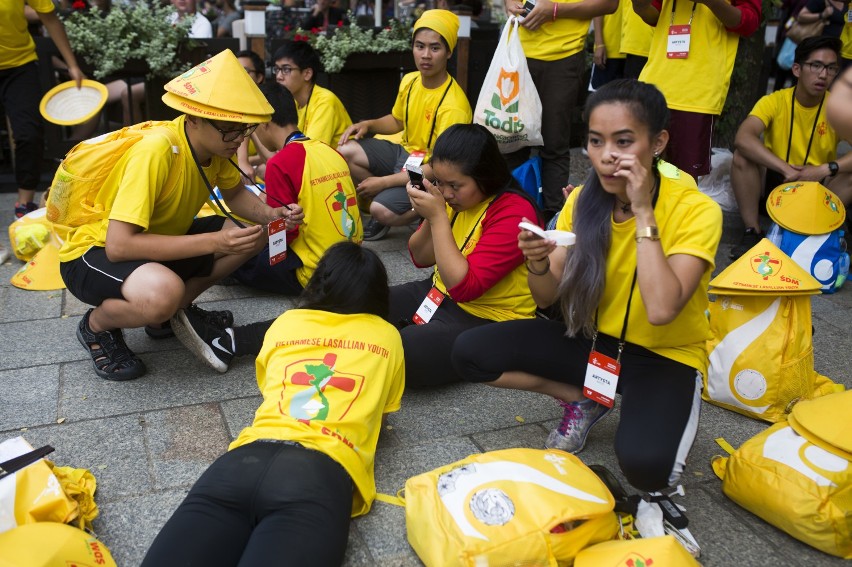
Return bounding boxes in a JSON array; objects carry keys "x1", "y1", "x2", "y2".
[{"x1": 170, "y1": 307, "x2": 234, "y2": 373}]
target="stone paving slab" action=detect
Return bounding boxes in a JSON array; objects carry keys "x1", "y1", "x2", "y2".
[{"x1": 1, "y1": 190, "x2": 851, "y2": 566}]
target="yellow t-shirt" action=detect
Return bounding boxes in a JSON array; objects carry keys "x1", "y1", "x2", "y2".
[
  {"x1": 639, "y1": 0, "x2": 739, "y2": 114},
  {"x1": 1, "y1": 0, "x2": 54, "y2": 70},
  {"x1": 842, "y1": 16, "x2": 852, "y2": 60},
  {"x1": 602, "y1": 0, "x2": 626, "y2": 59},
  {"x1": 518, "y1": 0, "x2": 593, "y2": 60},
  {"x1": 556, "y1": 170, "x2": 721, "y2": 375},
  {"x1": 750, "y1": 87, "x2": 837, "y2": 166},
  {"x1": 59, "y1": 116, "x2": 242, "y2": 262},
  {"x1": 230, "y1": 309, "x2": 405, "y2": 517},
  {"x1": 620, "y1": 4, "x2": 654, "y2": 57},
  {"x1": 391, "y1": 72, "x2": 472, "y2": 160},
  {"x1": 297, "y1": 85, "x2": 353, "y2": 147},
  {"x1": 433, "y1": 195, "x2": 537, "y2": 322}
]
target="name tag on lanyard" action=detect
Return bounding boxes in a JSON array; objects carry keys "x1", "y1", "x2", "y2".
[
  {"x1": 667, "y1": 25, "x2": 691, "y2": 59},
  {"x1": 412, "y1": 286, "x2": 445, "y2": 325},
  {"x1": 583, "y1": 350, "x2": 620, "y2": 408},
  {"x1": 268, "y1": 218, "x2": 287, "y2": 266}
]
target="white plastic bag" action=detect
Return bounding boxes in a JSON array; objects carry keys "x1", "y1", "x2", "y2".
[
  {"x1": 697, "y1": 148, "x2": 738, "y2": 212},
  {"x1": 474, "y1": 17, "x2": 543, "y2": 153}
]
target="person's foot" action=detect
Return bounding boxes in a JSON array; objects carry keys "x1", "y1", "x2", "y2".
[
  {"x1": 14, "y1": 202, "x2": 37, "y2": 219},
  {"x1": 144, "y1": 304, "x2": 233, "y2": 340},
  {"x1": 729, "y1": 227, "x2": 765, "y2": 260},
  {"x1": 76, "y1": 309, "x2": 146, "y2": 381},
  {"x1": 363, "y1": 218, "x2": 390, "y2": 241},
  {"x1": 170, "y1": 307, "x2": 234, "y2": 373},
  {"x1": 545, "y1": 397, "x2": 611, "y2": 454}
]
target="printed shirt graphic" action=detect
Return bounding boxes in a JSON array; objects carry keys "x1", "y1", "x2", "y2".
[
  {"x1": 296, "y1": 85, "x2": 353, "y2": 146},
  {"x1": 264, "y1": 138, "x2": 363, "y2": 287},
  {"x1": 230, "y1": 310, "x2": 405, "y2": 516},
  {"x1": 392, "y1": 72, "x2": 472, "y2": 160},
  {"x1": 59, "y1": 115, "x2": 241, "y2": 262},
  {"x1": 751, "y1": 88, "x2": 838, "y2": 166},
  {"x1": 557, "y1": 171, "x2": 721, "y2": 374}
]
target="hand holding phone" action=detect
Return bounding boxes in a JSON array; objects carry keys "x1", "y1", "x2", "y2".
[{"x1": 407, "y1": 164, "x2": 424, "y2": 190}]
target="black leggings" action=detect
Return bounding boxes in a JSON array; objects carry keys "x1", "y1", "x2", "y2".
[
  {"x1": 451, "y1": 319, "x2": 702, "y2": 491},
  {"x1": 141, "y1": 441, "x2": 353, "y2": 567},
  {"x1": 390, "y1": 278, "x2": 494, "y2": 387}
]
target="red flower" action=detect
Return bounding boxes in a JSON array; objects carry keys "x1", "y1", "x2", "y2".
[
  {"x1": 336, "y1": 20, "x2": 343, "y2": 27},
  {"x1": 284, "y1": 24, "x2": 292, "y2": 31},
  {"x1": 72, "y1": 0, "x2": 87, "y2": 9},
  {"x1": 310, "y1": 27, "x2": 320, "y2": 34}
]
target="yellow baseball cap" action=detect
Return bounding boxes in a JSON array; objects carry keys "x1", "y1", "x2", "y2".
[
  {"x1": 766, "y1": 181, "x2": 846, "y2": 235},
  {"x1": 709, "y1": 238, "x2": 821, "y2": 294},
  {"x1": 414, "y1": 9, "x2": 460, "y2": 54},
  {"x1": 162, "y1": 49, "x2": 273, "y2": 123}
]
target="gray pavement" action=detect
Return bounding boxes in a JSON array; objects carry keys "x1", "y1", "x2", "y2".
[{"x1": 1, "y1": 174, "x2": 850, "y2": 565}]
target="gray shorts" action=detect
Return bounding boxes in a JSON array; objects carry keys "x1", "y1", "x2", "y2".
[{"x1": 357, "y1": 138, "x2": 413, "y2": 215}]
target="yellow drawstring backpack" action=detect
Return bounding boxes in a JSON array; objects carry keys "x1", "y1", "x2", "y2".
[
  {"x1": 574, "y1": 535, "x2": 700, "y2": 566},
  {"x1": 396, "y1": 448, "x2": 619, "y2": 566},
  {"x1": 712, "y1": 390, "x2": 852, "y2": 559},
  {"x1": 705, "y1": 239, "x2": 842, "y2": 422}
]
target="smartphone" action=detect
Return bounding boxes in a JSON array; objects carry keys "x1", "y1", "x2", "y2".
[
  {"x1": 407, "y1": 164, "x2": 424, "y2": 190},
  {"x1": 522, "y1": 0, "x2": 536, "y2": 14}
]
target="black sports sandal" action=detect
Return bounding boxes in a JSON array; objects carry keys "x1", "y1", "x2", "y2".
[{"x1": 77, "y1": 309, "x2": 146, "y2": 381}]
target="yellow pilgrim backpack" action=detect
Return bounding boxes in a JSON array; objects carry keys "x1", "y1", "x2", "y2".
[
  {"x1": 712, "y1": 390, "x2": 852, "y2": 558},
  {"x1": 574, "y1": 535, "x2": 700, "y2": 566},
  {"x1": 46, "y1": 121, "x2": 182, "y2": 230},
  {"x1": 399, "y1": 448, "x2": 619, "y2": 567}
]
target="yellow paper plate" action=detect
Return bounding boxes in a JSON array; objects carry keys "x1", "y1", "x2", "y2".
[{"x1": 39, "y1": 79, "x2": 108, "y2": 126}]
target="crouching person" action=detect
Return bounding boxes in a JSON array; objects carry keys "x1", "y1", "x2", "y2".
[{"x1": 57, "y1": 50, "x2": 302, "y2": 381}]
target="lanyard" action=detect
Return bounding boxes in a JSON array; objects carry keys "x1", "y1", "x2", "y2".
[
  {"x1": 185, "y1": 122, "x2": 248, "y2": 228},
  {"x1": 433, "y1": 194, "x2": 498, "y2": 290},
  {"x1": 669, "y1": 0, "x2": 698, "y2": 26},
  {"x1": 404, "y1": 76, "x2": 453, "y2": 153},
  {"x1": 300, "y1": 85, "x2": 314, "y2": 133},
  {"x1": 786, "y1": 87, "x2": 825, "y2": 165},
  {"x1": 592, "y1": 270, "x2": 638, "y2": 364},
  {"x1": 227, "y1": 130, "x2": 307, "y2": 210}
]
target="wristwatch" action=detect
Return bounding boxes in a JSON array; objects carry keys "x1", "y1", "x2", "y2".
[
  {"x1": 635, "y1": 226, "x2": 660, "y2": 243},
  {"x1": 828, "y1": 161, "x2": 839, "y2": 177}
]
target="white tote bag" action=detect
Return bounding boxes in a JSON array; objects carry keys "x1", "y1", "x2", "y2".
[{"x1": 474, "y1": 17, "x2": 543, "y2": 153}]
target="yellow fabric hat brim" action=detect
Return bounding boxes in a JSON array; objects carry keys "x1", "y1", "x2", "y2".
[
  {"x1": 709, "y1": 287, "x2": 820, "y2": 297},
  {"x1": 39, "y1": 80, "x2": 108, "y2": 126},
  {"x1": 414, "y1": 9, "x2": 460, "y2": 54},
  {"x1": 10, "y1": 238, "x2": 65, "y2": 291},
  {"x1": 163, "y1": 50, "x2": 272, "y2": 123},
  {"x1": 766, "y1": 181, "x2": 846, "y2": 234},
  {"x1": 709, "y1": 238, "x2": 822, "y2": 293},
  {"x1": 788, "y1": 390, "x2": 852, "y2": 460}
]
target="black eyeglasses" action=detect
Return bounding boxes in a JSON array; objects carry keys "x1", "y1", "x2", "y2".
[
  {"x1": 271, "y1": 65, "x2": 300, "y2": 76},
  {"x1": 803, "y1": 61, "x2": 840, "y2": 76},
  {"x1": 206, "y1": 120, "x2": 259, "y2": 142}
]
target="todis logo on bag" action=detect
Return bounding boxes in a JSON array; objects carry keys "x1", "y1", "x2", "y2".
[{"x1": 480, "y1": 69, "x2": 526, "y2": 135}]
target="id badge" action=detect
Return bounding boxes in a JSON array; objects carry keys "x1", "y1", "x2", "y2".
[
  {"x1": 582, "y1": 350, "x2": 620, "y2": 408},
  {"x1": 403, "y1": 151, "x2": 426, "y2": 172},
  {"x1": 667, "y1": 25, "x2": 691, "y2": 59},
  {"x1": 268, "y1": 218, "x2": 287, "y2": 266},
  {"x1": 412, "y1": 286, "x2": 445, "y2": 325}
]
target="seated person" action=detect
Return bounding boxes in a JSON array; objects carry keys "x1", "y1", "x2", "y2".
[
  {"x1": 236, "y1": 49, "x2": 276, "y2": 182},
  {"x1": 301, "y1": 0, "x2": 348, "y2": 30},
  {"x1": 452, "y1": 80, "x2": 722, "y2": 491},
  {"x1": 730, "y1": 36, "x2": 852, "y2": 259},
  {"x1": 58, "y1": 51, "x2": 301, "y2": 382},
  {"x1": 391, "y1": 124, "x2": 541, "y2": 387},
  {"x1": 141, "y1": 242, "x2": 405, "y2": 567},
  {"x1": 271, "y1": 40, "x2": 352, "y2": 147},
  {"x1": 337, "y1": 9, "x2": 472, "y2": 241}
]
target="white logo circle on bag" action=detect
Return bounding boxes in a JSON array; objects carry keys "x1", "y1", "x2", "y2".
[
  {"x1": 813, "y1": 258, "x2": 834, "y2": 281},
  {"x1": 469, "y1": 488, "x2": 515, "y2": 525},
  {"x1": 733, "y1": 369, "x2": 767, "y2": 400}
]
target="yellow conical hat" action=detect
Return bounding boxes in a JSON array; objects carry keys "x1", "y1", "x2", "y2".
[
  {"x1": 788, "y1": 390, "x2": 852, "y2": 460},
  {"x1": 709, "y1": 238, "x2": 821, "y2": 294},
  {"x1": 162, "y1": 50, "x2": 272, "y2": 123},
  {"x1": 10, "y1": 237, "x2": 65, "y2": 291},
  {"x1": 766, "y1": 181, "x2": 846, "y2": 234}
]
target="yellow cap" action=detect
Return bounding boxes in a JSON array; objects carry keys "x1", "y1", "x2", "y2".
[
  {"x1": 766, "y1": 181, "x2": 846, "y2": 235},
  {"x1": 709, "y1": 238, "x2": 822, "y2": 294},
  {"x1": 414, "y1": 9, "x2": 460, "y2": 54},
  {"x1": 788, "y1": 390, "x2": 852, "y2": 460},
  {"x1": 0, "y1": 523, "x2": 117, "y2": 567},
  {"x1": 162, "y1": 50, "x2": 273, "y2": 123}
]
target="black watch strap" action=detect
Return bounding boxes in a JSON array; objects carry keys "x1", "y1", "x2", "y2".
[{"x1": 828, "y1": 161, "x2": 839, "y2": 177}]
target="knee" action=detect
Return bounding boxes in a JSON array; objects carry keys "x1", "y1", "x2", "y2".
[
  {"x1": 370, "y1": 202, "x2": 399, "y2": 225},
  {"x1": 132, "y1": 276, "x2": 184, "y2": 323},
  {"x1": 616, "y1": 444, "x2": 676, "y2": 492},
  {"x1": 450, "y1": 331, "x2": 491, "y2": 384},
  {"x1": 730, "y1": 150, "x2": 754, "y2": 174},
  {"x1": 337, "y1": 142, "x2": 356, "y2": 162}
]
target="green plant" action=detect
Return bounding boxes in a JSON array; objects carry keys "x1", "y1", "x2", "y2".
[
  {"x1": 63, "y1": 3, "x2": 194, "y2": 80},
  {"x1": 293, "y1": 14, "x2": 412, "y2": 73}
]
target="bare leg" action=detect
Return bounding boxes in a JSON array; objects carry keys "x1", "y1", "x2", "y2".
[
  {"x1": 370, "y1": 201, "x2": 419, "y2": 226},
  {"x1": 485, "y1": 370, "x2": 584, "y2": 403},
  {"x1": 730, "y1": 150, "x2": 765, "y2": 231},
  {"x1": 338, "y1": 141, "x2": 372, "y2": 183}
]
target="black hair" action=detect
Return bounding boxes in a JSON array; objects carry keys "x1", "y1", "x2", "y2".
[
  {"x1": 272, "y1": 40, "x2": 323, "y2": 77},
  {"x1": 259, "y1": 82, "x2": 299, "y2": 127},
  {"x1": 794, "y1": 36, "x2": 842, "y2": 65},
  {"x1": 413, "y1": 27, "x2": 451, "y2": 53},
  {"x1": 236, "y1": 49, "x2": 265, "y2": 79},
  {"x1": 299, "y1": 242, "x2": 390, "y2": 319},
  {"x1": 558, "y1": 79, "x2": 669, "y2": 337}
]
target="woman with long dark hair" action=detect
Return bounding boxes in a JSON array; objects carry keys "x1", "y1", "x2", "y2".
[
  {"x1": 452, "y1": 80, "x2": 722, "y2": 491},
  {"x1": 142, "y1": 242, "x2": 404, "y2": 566},
  {"x1": 391, "y1": 123, "x2": 543, "y2": 387}
]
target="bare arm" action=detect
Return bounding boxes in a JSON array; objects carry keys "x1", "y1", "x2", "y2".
[
  {"x1": 518, "y1": 219, "x2": 564, "y2": 307},
  {"x1": 38, "y1": 10, "x2": 84, "y2": 88},
  {"x1": 338, "y1": 114, "x2": 403, "y2": 146},
  {"x1": 517, "y1": 0, "x2": 618, "y2": 30},
  {"x1": 593, "y1": 16, "x2": 606, "y2": 67},
  {"x1": 734, "y1": 116, "x2": 800, "y2": 178},
  {"x1": 693, "y1": 0, "x2": 743, "y2": 27},
  {"x1": 631, "y1": 0, "x2": 660, "y2": 26}
]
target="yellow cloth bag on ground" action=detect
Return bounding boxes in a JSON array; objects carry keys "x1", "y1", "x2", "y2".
[
  {"x1": 403, "y1": 448, "x2": 619, "y2": 567},
  {"x1": 574, "y1": 535, "x2": 700, "y2": 566},
  {"x1": 712, "y1": 390, "x2": 852, "y2": 559}
]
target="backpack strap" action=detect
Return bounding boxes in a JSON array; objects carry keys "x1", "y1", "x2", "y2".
[
  {"x1": 151, "y1": 125, "x2": 183, "y2": 196},
  {"x1": 375, "y1": 488, "x2": 406, "y2": 507}
]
